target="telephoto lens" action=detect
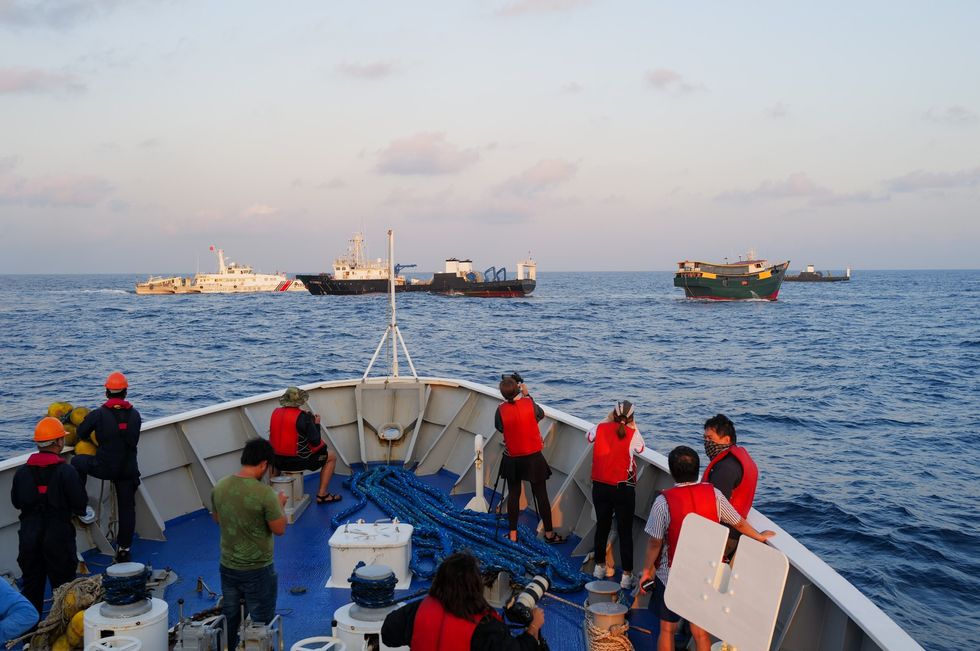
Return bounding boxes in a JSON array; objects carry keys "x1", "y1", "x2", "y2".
[{"x1": 505, "y1": 575, "x2": 550, "y2": 626}]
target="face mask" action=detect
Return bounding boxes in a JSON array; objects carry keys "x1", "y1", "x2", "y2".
[{"x1": 704, "y1": 439, "x2": 731, "y2": 460}]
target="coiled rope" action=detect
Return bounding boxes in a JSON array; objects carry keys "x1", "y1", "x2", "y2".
[
  {"x1": 331, "y1": 465, "x2": 590, "y2": 593},
  {"x1": 584, "y1": 617, "x2": 633, "y2": 651},
  {"x1": 348, "y1": 562, "x2": 398, "y2": 609},
  {"x1": 103, "y1": 566, "x2": 152, "y2": 605}
]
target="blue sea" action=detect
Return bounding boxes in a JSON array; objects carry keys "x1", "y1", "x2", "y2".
[{"x1": 1, "y1": 271, "x2": 978, "y2": 649}]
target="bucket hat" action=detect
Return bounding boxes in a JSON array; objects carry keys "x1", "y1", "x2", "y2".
[{"x1": 279, "y1": 386, "x2": 309, "y2": 408}]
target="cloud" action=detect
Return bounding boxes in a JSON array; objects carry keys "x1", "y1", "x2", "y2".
[
  {"x1": 561, "y1": 81, "x2": 583, "y2": 94},
  {"x1": 494, "y1": 159, "x2": 577, "y2": 196},
  {"x1": 0, "y1": 0, "x2": 123, "y2": 29},
  {"x1": 376, "y1": 132, "x2": 479, "y2": 175},
  {"x1": 0, "y1": 66, "x2": 85, "y2": 95},
  {"x1": 923, "y1": 106, "x2": 978, "y2": 126},
  {"x1": 0, "y1": 174, "x2": 112, "y2": 207},
  {"x1": 337, "y1": 61, "x2": 396, "y2": 80},
  {"x1": 137, "y1": 138, "x2": 161, "y2": 149},
  {"x1": 885, "y1": 167, "x2": 980, "y2": 193},
  {"x1": 496, "y1": 0, "x2": 592, "y2": 17},
  {"x1": 717, "y1": 173, "x2": 890, "y2": 206},
  {"x1": 0, "y1": 155, "x2": 20, "y2": 174},
  {"x1": 645, "y1": 68, "x2": 703, "y2": 93},
  {"x1": 319, "y1": 178, "x2": 346, "y2": 189},
  {"x1": 765, "y1": 102, "x2": 790, "y2": 119}
]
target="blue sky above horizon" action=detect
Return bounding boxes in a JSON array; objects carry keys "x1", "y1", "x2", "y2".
[{"x1": 1, "y1": 0, "x2": 978, "y2": 273}]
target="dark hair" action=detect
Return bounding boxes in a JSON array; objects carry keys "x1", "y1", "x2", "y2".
[
  {"x1": 499, "y1": 377, "x2": 519, "y2": 402},
  {"x1": 429, "y1": 552, "x2": 490, "y2": 618},
  {"x1": 704, "y1": 414, "x2": 736, "y2": 444},
  {"x1": 241, "y1": 438, "x2": 275, "y2": 467},
  {"x1": 613, "y1": 400, "x2": 634, "y2": 440},
  {"x1": 668, "y1": 445, "x2": 700, "y2": 483},
  {"x1": 105, "y1": 388, "x2": 128, "y2": 400}
]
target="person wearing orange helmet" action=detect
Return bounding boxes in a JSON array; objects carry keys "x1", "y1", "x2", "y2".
[
  {"x1": 10, "y1": 417, "x2": 88, "y2": 615},
  {"x1": 72, "y1": 371, "x2": 142, "y2": 563}
]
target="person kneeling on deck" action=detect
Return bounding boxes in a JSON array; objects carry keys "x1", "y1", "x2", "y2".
[
  {"x1": 495, "y1": 375, "x2": 564, "y2": 544},
  {"x1": 72, "y1": 371, "x2": 141, "y2": 563},
  {"x1": 11, "y1": 417, "x2": 88, "y2": 616},
  {"x1": 640, "y1": 446, "x2": 775, "y2": 651},
  {"x1": 270, "y1": 387, "x2": 340, "y2": 504},
  {"x1": 211, "y1": 438, "x2": 288, "y2": 651},
  {"x1": 381, "y1": 552, "x2": 544, "y2": 650}
]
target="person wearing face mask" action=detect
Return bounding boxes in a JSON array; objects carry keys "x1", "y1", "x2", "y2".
[{"x1": 700, "y1": 414, "x2": 758, "y2": 559}]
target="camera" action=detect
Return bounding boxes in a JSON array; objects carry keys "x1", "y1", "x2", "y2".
[
  {"x1": 501, "y1": 372, "x2": 524, "y2": 384},
  {"x1": 505, "y1": 575, "x2": 548, "y2": 626}
]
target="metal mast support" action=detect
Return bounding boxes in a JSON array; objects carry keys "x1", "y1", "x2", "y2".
[{"x1": 363, "y1": 230, "x2": 419, "y2": 381}]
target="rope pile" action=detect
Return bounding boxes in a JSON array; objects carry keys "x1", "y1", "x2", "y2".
[
  {"x1": 103, "y1": 566, "x2": 151, "y2": 606},
  {"x1": 348, "y1": 562, "x2": 398, "y2": 609},
  {"x1": 584, "y1": 617, "x2": 633, "y2": 651},
  {"x1": 331, "y1": 465, "x2": 590, "y2": 592},
  {"x1": 7, "y1": 575, "x2": 104, "y2": 650}
]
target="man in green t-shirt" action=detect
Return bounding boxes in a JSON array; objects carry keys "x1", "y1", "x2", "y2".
[{"x1": 211, "y1": 438, "x2": 287, "y2": 649}]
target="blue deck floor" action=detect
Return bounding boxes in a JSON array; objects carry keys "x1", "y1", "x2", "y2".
[{"x1": 82, "y1": 470, "x2": 660, "y2": 649}]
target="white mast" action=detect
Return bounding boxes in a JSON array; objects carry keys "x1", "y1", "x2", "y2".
[{"x1": 363, "y1": 230, "x2": 418, "y2": 381}]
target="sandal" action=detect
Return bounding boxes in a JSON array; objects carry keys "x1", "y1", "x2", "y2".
[
  {"x1": 543, "y1": 531, "x2": 566, "y2": 545},
  {"x1": 316, "y1": 493, "x2": 342, "y2": 504}
]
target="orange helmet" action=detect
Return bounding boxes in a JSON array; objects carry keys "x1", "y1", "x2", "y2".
[
  {"x1": 34, "y1": 417, "x2": 66, "y2": 443},
  {"x1": 105, "y1": 372, "x2": 128, "y2": 391}
]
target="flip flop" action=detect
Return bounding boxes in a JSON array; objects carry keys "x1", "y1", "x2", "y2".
[
  {"x1": 316, "y1": 493, "x2": 342, "y2": 504},
  {"x1": 543, "y1": 532, "x2": 566, "y2": 545}
]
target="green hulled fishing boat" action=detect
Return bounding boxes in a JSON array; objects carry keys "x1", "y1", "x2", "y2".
[{"x1": 674, "y1": 253, "x2": 790, "y2": 300}]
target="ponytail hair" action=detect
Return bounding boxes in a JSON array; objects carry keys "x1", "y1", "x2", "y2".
[{"x1": 613, "y1": 400, "x2": 634, "y2": 440}]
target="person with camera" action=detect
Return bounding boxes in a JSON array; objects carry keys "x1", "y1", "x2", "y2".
[
  {"x1": 587, "y1": 400, "x2": 646, "y2": 589},
  {"x1": 381, "y1": 552, "x2": 544, "y2": 650},
  {"x1": 494, "y1": 374, "x2": 564, "y2": 545}
]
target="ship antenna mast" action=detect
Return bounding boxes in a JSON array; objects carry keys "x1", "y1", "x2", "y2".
[{"x1": 363, "y1": 229, "x2": 419, "y2": 381}]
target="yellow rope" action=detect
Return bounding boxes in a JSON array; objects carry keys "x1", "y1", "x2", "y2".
[{"x1": 7, "y1": 575, "x2": 104, "y2": 650}]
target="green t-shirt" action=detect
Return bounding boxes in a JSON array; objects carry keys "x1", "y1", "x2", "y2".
[{"x1": 211, "y1": 475, "x2": 283, "y2": 570}]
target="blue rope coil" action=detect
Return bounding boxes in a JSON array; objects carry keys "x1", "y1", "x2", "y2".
[
  {"x1": 103, "y1": 567, "x2": 152, "y2": 605},
  {"x1": 331, "y1": 465, "x2": 590, "y2": 593},
  {"x1": 348, "y1": 561, "x2": 398, "y2": 609}
]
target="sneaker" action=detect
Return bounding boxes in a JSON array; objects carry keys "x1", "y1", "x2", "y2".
[
  {"x1": 114, "y1": 548, "x2": 131, "y2": 563},
  {"x1": 79, "y1": 506, "x2": 96, "y2": 525},
  {"x1": 620, "y1": 572, "x2": 636, "y2": 590},
  {"x1": 593, "y1": 564, "x2": 607, "y2": 579}
]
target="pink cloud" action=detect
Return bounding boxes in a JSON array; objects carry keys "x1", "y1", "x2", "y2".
[
  {"x1": 495, "y1": 159, "x2": 578, "y2": 196},
  {"x1": 0, "y1": 174, "x2": 111, "y2": 207},
  {"x1": 645, "y1": 68, "x2": 703, "y2": 93},
  {"x1": 0, "y1": 66, "x2": 85, "y2": 94},
  {"x1": 376, "y1": 132, "x2": 479, "y2": 175},
  {"x1": 886, "y1": 167, "x2": 980, "y2": 193},
  {"x1": 337, "y1": 61, "x2": 396, "y2": 79}
]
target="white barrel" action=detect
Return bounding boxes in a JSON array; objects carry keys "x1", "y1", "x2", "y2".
[
  {"x1": 333, "y1": 603, "x2": 408, "y2": 651},
  {"x1": 85, "y1": 635, "x2": 143, "y2": 650},
  {"x1": 291, "y1": 637, "x2": 348, "y2": 651},
  {"x1": 83, "y1": 598, "x2": 168, "y2": 651}
]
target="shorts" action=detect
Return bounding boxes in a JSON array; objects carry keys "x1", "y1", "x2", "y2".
[
  {"x1": 649, "y1": 577, "x2": 680, "y2": 623},
  {"x1": 499, "y1": 451, "x2": 552, "y2": 483},
  {"x1": 274, "y1": 451, "x2": 327, "y2": 473}
]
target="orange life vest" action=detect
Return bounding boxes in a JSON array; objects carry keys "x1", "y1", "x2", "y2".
[
  {"x1": 498, "y1": 398, "x2": 542, "y2": 457},
  {"x1": 591, "y1": 422, "x2": 636, "y2": 485},
  {"x1": 411, "y1": 596, "x2": 492, "y2": 651},
  {"x1": 663, "y1": 483, "x2": 718, "y2": 567},
  {"x1": 270, "y1": 407, "x2": 302, "y2": 456},
  {"x1": 702, "y1": 445, "x2": 758, "y2": 518}
]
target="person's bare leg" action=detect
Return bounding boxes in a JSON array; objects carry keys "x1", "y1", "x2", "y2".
[
  {"x1": 659, "y1": 620, "x2": 676, "y2": 651},
  {"x1": 318, "y1": 451, "x2": 337, "y2": 497},
  {"x1": 689, "y1": 622, "x2": 712, "y2": 651}
]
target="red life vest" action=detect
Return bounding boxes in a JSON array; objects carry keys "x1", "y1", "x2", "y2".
[
  {"x1": 270, "y1": 407, "x2": 302, "y2": 456},
  {"x1": 663, "y1": 483, "x2": 718, "y2": 567},
  {"x1": 411, "y1": 596, "x2": 493, "y2": 651},
  {"x1": 702, "y1": 445, "x2": 758, "y2": 518},
  {"x1": 26, "y1": 451, "x2": 64, "y2": 496},
  {"x1": 591, "y1": 422, "x2": 636, "y2": 485},
  {"x1": 498, "y1": 399, "x2": 542, "y2": 457}
]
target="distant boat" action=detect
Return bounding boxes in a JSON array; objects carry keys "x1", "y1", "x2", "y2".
[
  {"x1": 785, "y1": 264, "x2": 851, "y2": 282},
  {"x1": 135, "y1": 246, "x2": 305, "y2": 294},
  {"x1": 297, "y1": 232, "x2": 408, "y2": 295},
  {"x1": 674, "y1": 252, "x2": 789, "y2": 300}
]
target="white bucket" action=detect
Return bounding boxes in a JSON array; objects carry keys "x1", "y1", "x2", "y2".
[{"x1": 83, "y1": 598, "x2": 168, "y2": 651}]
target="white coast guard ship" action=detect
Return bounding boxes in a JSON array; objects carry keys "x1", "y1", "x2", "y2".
[{"x1": 135, "y1": 246, "x2": 305, "y2": 294}]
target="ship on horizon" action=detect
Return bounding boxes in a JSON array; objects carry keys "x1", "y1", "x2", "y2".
[
  {"x1": 674, "y1": 251, "x2": 789, "y2": 300},
  {"x1": 785, "y1": 264, "x2": 852, "y2": 282},
  {"x1": 135, "y1": 246, "x2": 305, "y2": 294}
]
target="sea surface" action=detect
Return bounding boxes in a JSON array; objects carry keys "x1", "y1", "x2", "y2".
[{"x1": 1, "y1": 271, "x2": 978, "y2": 649}]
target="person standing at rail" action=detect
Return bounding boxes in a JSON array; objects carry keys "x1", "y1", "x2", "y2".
[
  {"x1": 701, "y1": 414, "x2": 759, "y2": 559},
  {"x1": 495, "y1": 374, "x2": 564, "y2": 544},
  {"x1": 72, "y1": 371, "x2": 142, "y2": 563},
  {"x1": 588, "y1": 400, "x2": 646, "y2": 589},
  {"x1": 11, "y1": 418, "x2": 88, "y2": 616}
]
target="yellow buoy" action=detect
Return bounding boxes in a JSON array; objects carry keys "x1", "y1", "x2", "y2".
[
  {"x1": 67, "y1": 610, "x2": 85, "y2": 647},
  {"x1": 47, "y1": 402, "x2": 73, "y2": 421},
  {"x1": 63, "y1": 424, "x2": 78, "y2": 446},
  {"x1": 69, "y1": 407, "x2": 90, "y2": 426},
  {"x1": 52, "y1": 633, "x2": 70, "y2": 651},
  {"x1": 73, "y1": 440, "x2": 97, "y2": 456}
]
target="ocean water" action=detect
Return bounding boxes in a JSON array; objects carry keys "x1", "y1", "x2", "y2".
[{"x1": 1, "y1": 271, "x2": 978, "y2": 649}]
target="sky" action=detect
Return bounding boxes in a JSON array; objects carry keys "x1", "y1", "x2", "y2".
[{"x1": 1, "y1": 0, "x2": 979, "y2": 273}]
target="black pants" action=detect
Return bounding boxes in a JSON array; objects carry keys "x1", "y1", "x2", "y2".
[
  {"x1": 592, "y1": 482, "x2": 636, "y2": 572},
  {"x1": 507, "y1": 478, "x2": 554, "y2": 532},
  {"x1": 71, "y1": 456, "x2": 138, "y2": 549},
  {"x1": 18, "y1": 517, "x2": 77, "y2": 616}
]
